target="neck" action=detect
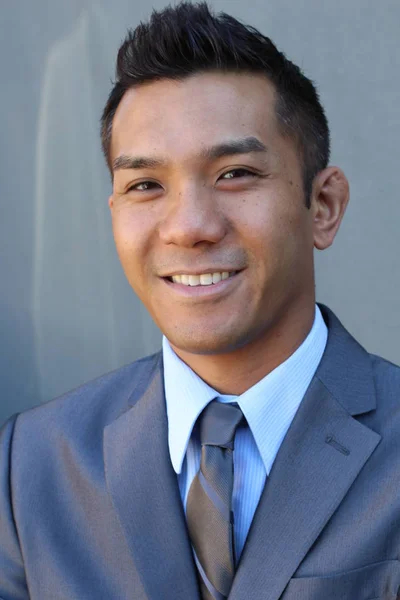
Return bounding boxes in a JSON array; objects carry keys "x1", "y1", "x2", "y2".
[{"x1": 169, "y1": 301, "x2": 316, "y2": 395}]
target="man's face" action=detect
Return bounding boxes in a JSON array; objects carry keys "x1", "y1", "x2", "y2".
[{"x1": 109, "y1": 72, "x2": 316, "y2": 355}]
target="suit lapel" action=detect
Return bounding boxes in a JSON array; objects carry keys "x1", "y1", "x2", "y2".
[
  {"x1": 229, "y1": 306, "x2": 382, "y2": 600},
  {"x1": 103, "y1": 353, "x2": 200, "y2": 600}
]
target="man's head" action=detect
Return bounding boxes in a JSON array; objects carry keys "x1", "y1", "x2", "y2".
[
  {"x1": 103, "y1": 2, "x2": 348, "y2": 360},
  {"x1": 101, "y1": 1, "x2": 329, "y2": 205}
]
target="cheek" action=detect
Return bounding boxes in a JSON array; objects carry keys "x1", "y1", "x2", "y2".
[
  {"x1": 235, "y1": 191, "x2": 311, "y2": 275},
  {"x1": 111, "y1": 208, "x2": 154, "y2": 278},
  {"x1": 233, "y1": 192, "x2": 293, "y2": 250}
]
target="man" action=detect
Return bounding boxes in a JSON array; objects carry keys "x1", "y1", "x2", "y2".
[{"x1": 1, "y1": 2, "x2": 399, "y2": 599}]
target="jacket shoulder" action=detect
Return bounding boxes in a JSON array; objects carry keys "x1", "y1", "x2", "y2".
[
  {"x1": 370, "y1": 352, "x2": 400, "y2": 400},
  {"x1": 5, "y1": 351, "x2": 162, "y2": 439},
  {"x1": 356, "y1": 352, "x2": 400, "y2": 437}
]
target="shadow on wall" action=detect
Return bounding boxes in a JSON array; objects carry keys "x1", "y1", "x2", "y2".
[{"x1": 32, "y1": 5, "x2": 160, "y2": 406}]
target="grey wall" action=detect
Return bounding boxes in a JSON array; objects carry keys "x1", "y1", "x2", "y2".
[{"x1": 1, "y1": 0, "x2": 399, "y2": 425}]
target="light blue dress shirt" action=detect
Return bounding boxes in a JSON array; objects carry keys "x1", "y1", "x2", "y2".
[{"x1": 163, "y1": 305, "x2": 328, "y2": 562}]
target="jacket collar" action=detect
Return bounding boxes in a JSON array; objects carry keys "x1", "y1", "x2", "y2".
[
  {"x1": 229, "y1": 304, "x2": 381, "y2": 599},
  {"x1": 104, "y1": 353, "x2": 200, "y2": 600}
]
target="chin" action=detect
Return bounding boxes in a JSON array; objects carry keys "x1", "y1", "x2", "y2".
[{"x1": 163, "y1": 323, "x2": 249, "y2": 356}]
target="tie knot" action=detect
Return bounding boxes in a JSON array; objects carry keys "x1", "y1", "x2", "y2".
[{"x1": 199, "y1": 401, "x2": 244, "y2": 449}]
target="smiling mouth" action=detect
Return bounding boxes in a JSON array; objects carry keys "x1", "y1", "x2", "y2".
[{"x1": 165, "y1": 271, "x2": 238, "y2": 286}]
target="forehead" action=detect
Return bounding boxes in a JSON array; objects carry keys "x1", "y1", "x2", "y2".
[{"x1": 111, "y1": 72, "x2": 281, "y2": 164}]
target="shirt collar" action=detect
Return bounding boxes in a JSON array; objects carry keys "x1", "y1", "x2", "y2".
[
  {"x1": 163, "y1": 305, "x2": 327, "y2": 474},
  {"x1": 163, "y1": 336, "x2": 216, "y2": 473}
]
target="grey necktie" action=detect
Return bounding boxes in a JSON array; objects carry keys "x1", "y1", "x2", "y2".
[{"x1": 186, "y1": 401, "x2": 245, "y2": 600}]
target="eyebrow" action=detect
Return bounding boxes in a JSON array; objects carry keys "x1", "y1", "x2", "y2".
[{"x1": 112, "y1": 136, "x2": 268, "y2": 171}]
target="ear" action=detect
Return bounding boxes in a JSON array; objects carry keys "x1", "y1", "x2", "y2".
[
  {"x1": 311, "y1": 166, "x2": 349, "y2": 250},
  {"x1": 108, "y1": 195, "x2": 114, "y2": 210}
]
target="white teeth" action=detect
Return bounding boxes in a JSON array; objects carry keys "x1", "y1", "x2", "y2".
[
  {"x1": 170, "y1": 271, "x2": 237, "y2": 286},
  {"x1": 200, "y1": 274, "x2": 213, "y2": 285},
  {"x1": 189, "y1": 275, "x2": 200, "y2": 286},
  {"x1": 212, "y1": 272, "x2": 222, "y2": 284}
]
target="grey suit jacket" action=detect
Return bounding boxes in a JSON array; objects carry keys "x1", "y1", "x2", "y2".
[{"x1": 1, "y1": 305, "x2": 400, "y2": 600}]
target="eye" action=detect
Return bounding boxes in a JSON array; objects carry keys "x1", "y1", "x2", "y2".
[
  {"x1": 127, "y1": 181, "x2": 161, "y2": 192},
  {"x1": 219, "y1": 168, "x2": 257, "y2": 180}
]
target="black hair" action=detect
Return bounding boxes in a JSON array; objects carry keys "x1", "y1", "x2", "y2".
[{"x1": 100, "y1": 1, "x2": 330, "y2": 206}]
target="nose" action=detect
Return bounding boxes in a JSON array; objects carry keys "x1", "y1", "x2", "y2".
[{"x1": 159, "y1": 182, "x2": 227, "y2": 248}]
